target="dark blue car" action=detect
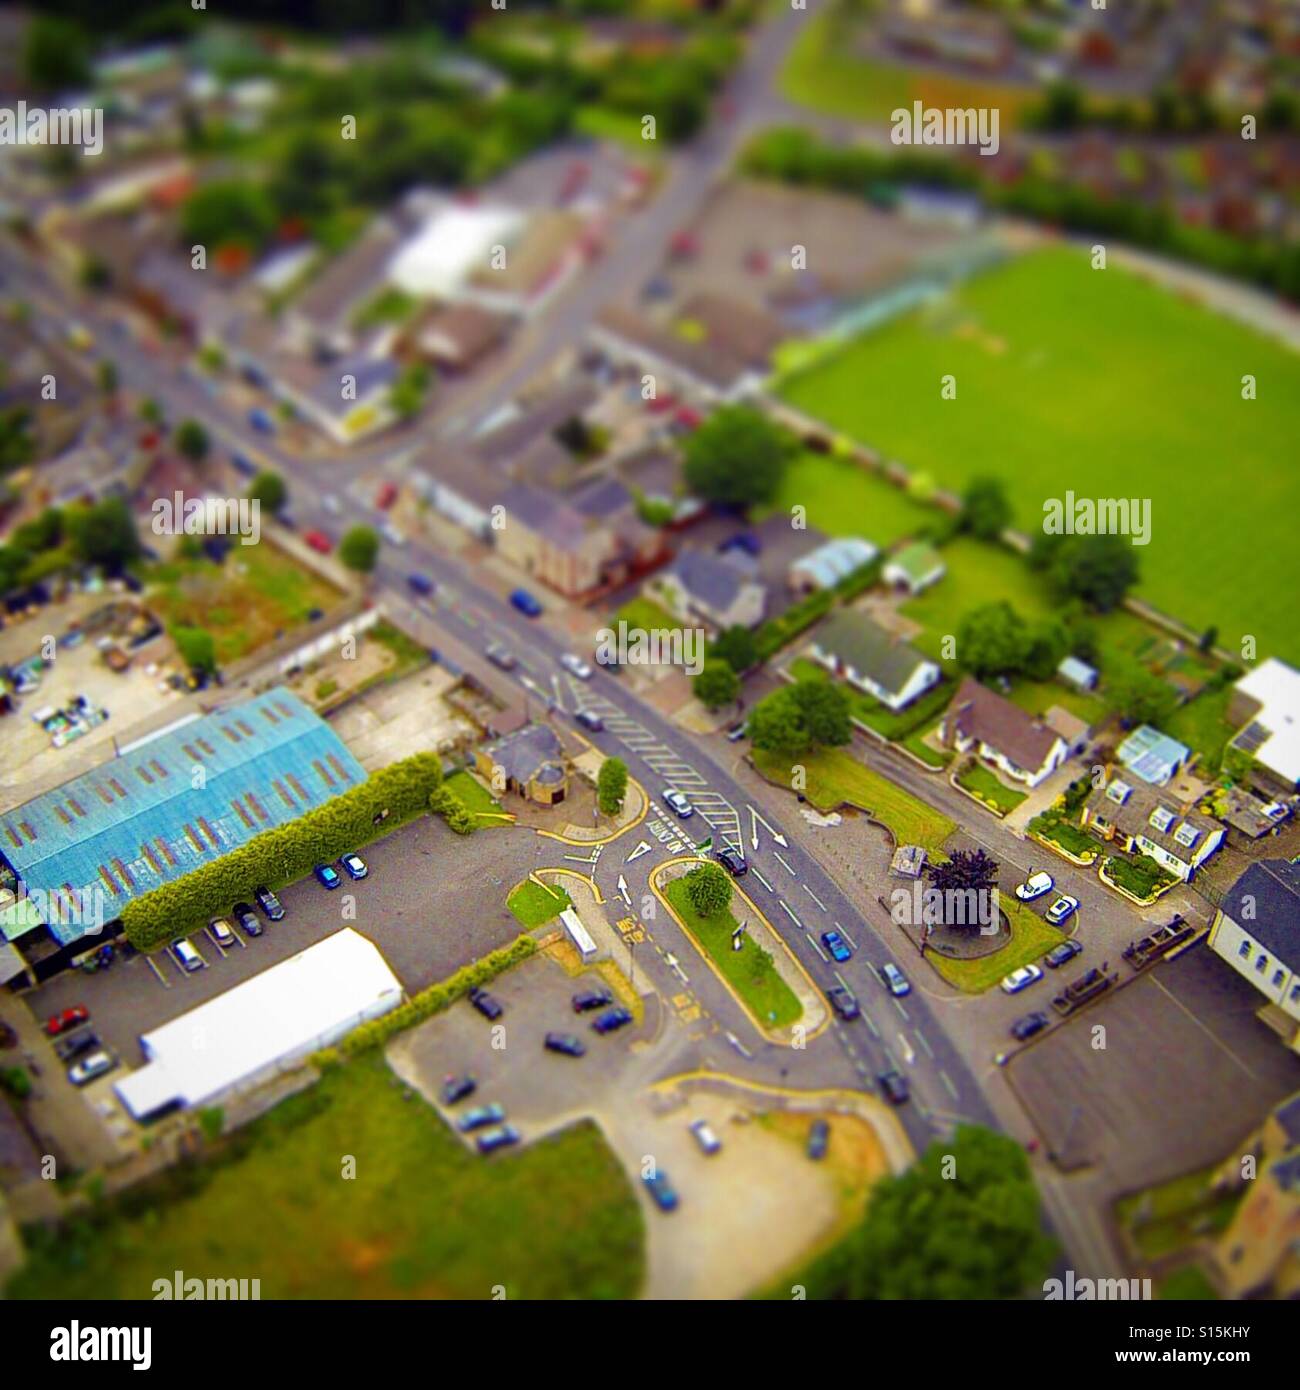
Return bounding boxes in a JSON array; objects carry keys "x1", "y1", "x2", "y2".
[
  {"x1": 509, "y1": 588, "x2": 543, "y2": 618},
  {"x1": 314, "y1": 864, "x2": 341, "y2": 890},
  {"x1": 592, "y1": 1006, "x2": 633, "y2": 1035},
  {"x1": 408, "y1": 573, "x2": 434, "y2": 597},
  {"x1": 643, "y1": 1171, "x2": 679, "y2": 1212}
]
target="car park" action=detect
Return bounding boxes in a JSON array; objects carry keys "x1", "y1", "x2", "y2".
[
  {"x1": 476, "y1": 1124, "x2": 521, "y2": 1155},
  {"x1": 592, "y1": 1006, "x2": 633, "y2": 1035},
  {"x1": 689, "y1": 1119, "x2": 722, "y2": 1155},
  {"x1": 486, "y1": 644, "x2": 518, "y2": 671},
  {"x1": 458, "y1": 1104, "x2": 505, "y2": 1133},
  {"x1": 544, "y1": 1032, "x2": 587, "y2": 1058},
  {"x1": 1044, "y1": 939, "x2": 1083, "y2": 969},
  {"x1": 1011, "y1": 1011, "x2": 1050, "y2": 1042},
  {"x1": 821, "y1": 930, "x2": 852, "y2": 963},
  {"x1": 879, "y1": 962, "x2": 911, "y2": 997},
  {"x1": 828, "y1": 986, "x2": 860, "y2": 1021},
  {"x1": 254, "y1": 886, "x2": 285, "y2": 920},
  {"x1": 575, "y1": 708, "x2": 604, "y2": 733},
  {"x1": 232, "y1": 904, "x2": 263, "y2": 937},
  {"x1": 55, "y1": 1030, "x2": 100, "y2": 1063},
  {"x1": 208, "y1": 917, "x2": 237, "y2": 949},
  {"x1": 643, "y1": 1171, "x2": 679, "y2": 1212},
  {"x1": 1045, "y1": 895, "x2": 1080, "y2": 925},
  {"x1": 441, "y1": 1074, "x2": 477, "y2": 1105},
  {"x1": 339, "y1": 853, "x2": 368, "y2": 880},
  {"x1": 560, "y1": 653, "x2": 593, "y2": 680},
  {"x1": 173, "y1": 938, "x2": 204, "y2": 972},
  {"x1": 68, "y1": 1050, "x2": 115, "y2": 1086},
  {"x1": 314, "y1": 864, "x2": 341, "y2": 890},
  {"x1": 469, "y1": 987, "x2": 503, "y2": 1021},
  {"x1": 877, "y1": 1070, "x2": 910, "y2": 1105},
  {"x1": 807, "y1": 1119, "x2": 830, "y2": 1161},
  {"x1": 1000, "y1": 963, "x2": 1045, "y2": 995},
  {"x1": 1015, "y1": 872, "x2": 1055, "y2": 901},
  {"x1": 662, "y1": 788, "x2": 693, "y2": 818},
  {"x1": 45, "y1": 1006, "x2": 89, "y2": 1037},
  {"x1": 509, "y1": 588, "x2": 543, "y2": 618},
  {"x1": 572, "y1": 988, "x2": 613, "y2": 1013},
  {"x1": 715, "y1": 846, "x2": 747, "y2": 877}
]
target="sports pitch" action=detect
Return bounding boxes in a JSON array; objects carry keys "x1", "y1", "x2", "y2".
[{"x1": 778, "y1": 245, "x2": 1300, "y2": 666}]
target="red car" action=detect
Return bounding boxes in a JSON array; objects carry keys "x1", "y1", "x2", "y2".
[
  {"x1": 375, "y1": 482, "x2": 398, "y2": 510},
  {"x1": 46, "y1": 1006, "x2": 89, "y2": 1037},
  {"x1": 304, "y1": 530, "x2": 332, "y2": 555}
]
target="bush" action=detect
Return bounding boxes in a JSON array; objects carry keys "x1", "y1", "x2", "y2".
[
  {"x1": 685, "y1": 863, "x2": 732, "y2": 919},
  {"x1": 754, "y1": 588, "x2": 834, "y2": 662},
  {"x1": 1, "y1": 1066, "x2": 32, "y2": 1100}
]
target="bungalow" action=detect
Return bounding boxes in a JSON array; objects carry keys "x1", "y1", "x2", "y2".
[
  {"x1": 809, "y1": 610, "x2": 940, "y2": 713},
  {"x1": 882, "y1": 541, "x2": 945, "y2": 596},
  {"x1": 474, "y1": 722, "x2": 569, "y2": 806},
  {"x1": 1227, "y1": 658, "x2": 1300, "y2": 794},
  {"x1": 1207, "y1": 860, "x2": 1300, "y2": 1052},
  {"x1": 788, "y1": 536, "x2": 879, "y2": 594},
  {"x1": 646, "y1": 548, "x2": 766, "y2": 634},
  {"x1": 1081, "y1": 774, "x2": 1225, "y2": 882},
  {"x1": 1117, "y1": 724, "x2": 1191, "y2": 787},
  {"x1": 941, "y1": 677, "x2": 1069, "y2": 789}
]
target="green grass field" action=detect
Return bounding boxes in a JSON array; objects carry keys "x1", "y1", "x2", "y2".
[
  {"x1": 955, "y1": 761, "x2": 1028, "y2": 816},
  {"x1": 443, "y1": 771, "x2": 509, "y2": 829},
  {"x1": 7, "y1": 1054, "x2": 643, "y2": 1300},
  {"x1": 779, "y1": 245, "x2": 1300, "y2": 665},
  {"x1": 507, "y1": 879, "x2": 573, "y2": 929},
  {"x1": 758, "y1": 451, "x2": 938, "y2": 547},
  {"x1": 926, "y1": 898, "x2": 1065, "y2": 995}
]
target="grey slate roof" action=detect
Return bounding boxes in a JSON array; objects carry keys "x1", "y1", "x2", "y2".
[
  {"x1": 485, "y1": 723, "x2": 565, "y2": 786},
  {"x1": 668, "y1": 548, "x2": 756, "y2": 612},
  {"x1": 1223, "y1": 859, "x2": 1300, "y2": 970},
  {"x1": 813, "y1": 610, "x2": 930, "y2": 700}
]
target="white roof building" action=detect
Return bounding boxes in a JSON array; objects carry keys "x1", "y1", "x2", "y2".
[
  {"x1": 388, "y1": 204, "x2": 525, "y2": 299},
  {"x1": 1232, "y1": 658, "x2": 1300, "y2": 789},
  {"x1": 788, "y1": 536, "x2": 879, "y2": 591},
  {"x1": 114, "y1": 929, "x2": 403, "y2": 1121}
]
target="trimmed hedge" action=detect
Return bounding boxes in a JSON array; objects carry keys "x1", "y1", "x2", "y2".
[
  {"x1": 755, "y1": 587, "x2": 835, "y2": 662},
  {"x1": 337, "y1": 934, "x2": 538, "y2": 1056},
  {"x1": 122, "y1": 752, "x2": 444, "y2": 951}
]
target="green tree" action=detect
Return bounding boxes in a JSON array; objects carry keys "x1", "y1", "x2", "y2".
[
  {"x1": 174, "y1": 419, "x2": 209, "y2": 462},
  {"x1": 339, "y1": 526, "x2": 379, "y2": 574},
  {"x1": 597, "y1": 757, "x2": 629, "y2": 817},
  {"x1": 1106, "y1": 663, "x2": 1178, "y2": 728},
  {"x1": 747, "y1": 679, "x2": 850, "y2": 756},
  {"x1": 1022, "y1": 618, "x2": 1070, "y2": 682},
  {"x1": 97, "y1": 359, "x2": 119, "y2": 395},
  {"x1": 957, "y1": 602, "x2": 1027, "y2": 679},
  {"x1": 180, "y1": 181, "x2": 277, "y2": 255},
  {"x1": 1051, "y1": 534, "x2": 1140, "y2": 613},
  {"x1": 961, "y1": 476, "x2": 1012, "y2": 541},
  {"x1": 693, "y1": 659, "x2": 740, "y2": 710},
  {"x1": 710, "y1": 624, "x2": 758, "y2": 674},
  {"x1": 792, "y1": 679, "x2": 850, "y2": 748},
  {"x1": 139, "y1": 398, "x2": 164, "y2": 426},
  {"x1": 22, "y1": 17, "x2": 91, "y2": 93},
  {"x1": 65, "y1": 498, "x2": 140, "y2": 570},
  {"x1": 389, "y1": 363, "x2": 432, "y2": 421},
  {"x1": 682, "y1": 405, "x2": 789, "y2": 509},
  {"x1": 174, "y1": 626, "x2": 217, "y2": 675},
  {"x1": 684, "y1": 862, "x2": 731, "y2": 919},
  {"x1": 747, "y1": 686, "x2": 810, "y2": 757},
  {"x1": 0, "y1": 408, "x2": 35, "y2": 476},
  {"x1": 249, "y1": 471, "x2": 287, "y2": 516}
]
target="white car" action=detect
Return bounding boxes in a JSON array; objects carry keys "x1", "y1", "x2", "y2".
[
  {"x1": 663, "y1": 788, "x2": 694, "y2": 819},
  {"x1": 560, "y1": 653, "x2": 593, "y2": 681},
  {"x1": 68, "y1": 1050, "x2": 115, "y2": 1086},
  {"x1": 380, "y1": 523, "x2": 406, "y2": 547},
  {"x1": 322, "y1": 494, "x2": 342, "y2": 515},
  {"x1": 1000, "y1": 963, "x2": 1045, "y2": 995},
  {"x1": 209, "y1": 917, "x2": 236, "y2": 948},
  {"x1": 1045, "y1": 895, "x2": 1080, "y2": 925},
  {"x1": 689, "y1": 1119, "x2": 722, "y2": 1155},
  {"x1": 1015, "y1": 872, "x2": 1055, "y2": 901}
]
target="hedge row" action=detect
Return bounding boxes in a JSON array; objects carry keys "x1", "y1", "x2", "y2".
[
  {"x1": 336, "y1": 934, "x2": 538, "y2": 1056},
  {"x1": 122, "y1": 752, "x2": 444, "y2": 951},
  {"x1": 754, "y1": 587, "x2": 835, "y2": 662}
]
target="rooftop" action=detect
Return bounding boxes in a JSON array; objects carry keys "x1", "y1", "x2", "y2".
[
  {"x1": 1222, "y1": 859, "x2": 1300, "y2": 969},
  {"x1": 812, "y1": 610, "x2": 933, "y2": 699},
  {"x1": 947, "y1": 676, "x2": 1064, "y2": 774},
  {"x1": 1117, "y1": 724, "x2": 1191, "y2": 786}
]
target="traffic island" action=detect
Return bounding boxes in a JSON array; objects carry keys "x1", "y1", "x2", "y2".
[{"x1": 649, "y1": 858, "x2": 829, "y2": 1045}]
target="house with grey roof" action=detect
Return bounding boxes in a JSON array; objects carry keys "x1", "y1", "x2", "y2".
[
  {"x1": 809, "y1": 610, "x2": 940, "y2": 712},
  {"x1": 474, "y1": 722, "x2": 569, "y2": 806},
  {"x1": 1080, "y1": 772, "x2": 1225, "y2": 882},
  {"x1": 646, "y1": 547, "x2": 766, "y2": 633}
]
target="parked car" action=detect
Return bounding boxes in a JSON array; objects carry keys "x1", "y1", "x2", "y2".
[
  {"x1": 662, "y1": 788, "x2": 693, "y2": 818},
  {"x1": 476, "y1": 1124, "x2": 521, "y2": 1155},
  {"x1": 592, "y1": 1006, "x2": 633, "y2": 1035},
  {"x1": 380, "y1": 523, "x2": 405, "y2": 548},
  {"x1": 248, "y1": 407, "x2": 276, "y2": 435},
  {"x1": 560, "y1": 653, "x2": 593, "y2": 680},
  {"x1": 807, "y1": 1118, "x2": 830, "y2": 1161},
  {"x1": 689, "y1": 1119, "x2": 722, "y2": 1155},
  {"x1": 68, "y1": 1051, "x2": 116, "y2": 1085},
  {"x1": 468, "y1": 987, "x2": 503, "y2": 1021},
  {"x1": 254, "y1": 886, "x2": 285, "y2": 920},
  {"x1": 233, "y1": 903, "x2": 263, "y2": 937},
  {"x1": 339, "y1": 853, "x2": 368, "y2": 880},
  {"x1": 575, "y1": 708, "x2": 604, "y2": 733},
  {"x1": 879, "y1": 962, "x2": 911, "y2": 997},
  {"x1": 1045, "y1": 895, "x2": 1080, "y2": 925},
  {"x1": 458, "y1": 1103, "x2": 506, "y2": 1133},
  {"x1": 1011, "y1": 1011, "x2": 1050, "y2": 1042},
  {"x1": 1000, "y1": 963, "x2": 1045, "y2": 995},
  {"x1": 1015, "y1": 872, "x2": 1055, "y2": 901},
  {"x1": 828, "y1": 986, "x2": 860, "y2": 1021},
  {"x1": 486, "y1": 643, "x2": 518, "y2": 671},
  {"x1": 509, "y1": 587, "x2": 543, "y2": 618},
  {"x1": 821, "y1": 930, "x2": 852, "y2": 963},
  {"x1": 304, "y1": 530, "x2": 332, "y2": 555},
  {"x1": 407, "y1": 572, "x2": 435, "y2": 597},
  {"x1": 725, "y1": 721, "x2": 748, "y2": 742},
  {"x1": 208, "y1": 917, "x2": 236, "y2": 948},
  {"x1": 45, "y1": 1006, "x2": 89, "y2": 1037},
  {"x1": 55, "y1": 1030, "x2": 100, "y2": 1063},
  {"x1": 877, "y1": 1070, "x2": 910, "y2": 1105},
  {"x1": 1044, "y1": 939, "x2": 1083, "y2": 969},
  {"x1": 715, "y1": 846, "x2": 747, "y2": 877},
  {"x1": 441, "y1": 1074, "x2": 477, "y2": 1105},
  {"x1": 718, "y1": 531, "x2": 760, "y2": 557},
  {"x1": 572, "y1": 988, "x2": 614, "y2": 1013},
  {"x1": 375, "y1": 481, "x2": 398, "y2": 510},
  {"x1": 643, "y1": 1170, "x2": 679, "y2": 1212},
  {"x1": 544, "y1": 1032, "x2": 587, "y2": 1058},
  {"x1": 173, "y1": 938, "x2": 204, "y2": 972},
  {"x1": 314, "y1": 864, "x2": 342, "y2": 890}
]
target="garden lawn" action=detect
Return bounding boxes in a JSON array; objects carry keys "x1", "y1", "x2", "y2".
[
  {"x1": 507, "y1": 879, "x2": 572, "y2": 929},
  {"x1": 779, "y1": 244, "x2": 1300, "y2": 666},
  {"x1": 1029, "y1": 812, "x2": 1098, "y2": 861},
  {"x1": 6, "y1": 1053, "x2": 643, "y2": 1300},
  {"x1": 956, "y1": 761, "x2": 1029, "y2": 815},
  {"x1": 443, "y1": 771, "x2": 508, "y2": 829},
  {"x1": 1163, "y1": 683, "x2": 1237, "y2": 777},
  {"x1": 1103, "y1": 853, "x2": 1176, "y2": 900},
  {"x1": 926, "y1": 898, "x2": 1064, "y2": 995},
  {"x1": 614, "y1": 596, "x2": 683, "y2": 636},
  {"x1": 662, "y1": 877, "x2": 802, "y2": 1029},
  {"x1": 1115, "y1": 1165, "x2": 1243, "y2": 1263},
  {"x1": 757, "y1": 450, "x2": 938, "y2": 547},
  {"x1": 788, "y1": 657, "x2": 956, "y2": 742},
  {"x1": 752, "y1": 746, "x2": 955, "y2": 854}
]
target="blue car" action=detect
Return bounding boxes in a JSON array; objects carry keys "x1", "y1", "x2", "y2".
[
  {"x1": 248, "y1": 408, "x2": 276, "y2": 435},
  {"x1": 407, "y1": 573, "x2": 434, "y2": 597},
  {"x1": 643, "y1": 1171, "x2": 679, "y2": 1212},
  {"x1": 314, "y1": 864, "x2": 341, "y2": 890},
  {"x1": 821, "y1": 930, "x2": 852, "y2": 964},
  {"x1": 509, "y1": 587, "x2": 543, "y2": 618},
  {"x1": 592, "y1": 1007, "x2": 633, "y2": 1035},
  {"x1": 339, "y1": 853, "x2": 368, "y2": 880}
]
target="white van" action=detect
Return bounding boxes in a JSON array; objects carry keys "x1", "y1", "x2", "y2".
[{"x1": 174, "y1": 938, "x2": 204, "y2": 972}]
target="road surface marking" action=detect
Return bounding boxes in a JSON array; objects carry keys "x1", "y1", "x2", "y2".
[
  {"x1": 774, "y1": 851, "x2": 797, "y2": 877},
  {"x1": 747, "y1": 804, "x2": 788, "y2": 851},
  {"x1": 915, "y1": 1029, "x2": 935, "y2": 1059},
  {"x1": 779, "y1": 901, "x2": 802, "y2": 928},
  {"x1": 835, "y1": 921, "x2": 858, "y2": 951},
  {"x1": 897, "y1": 1033, "x2": 915, "y2": 1065},
  {"x1": 805, "y1": 933, "x2": 827, "y2": 962},
  {"x1": 940, "y1": 1070, "x2": 958, "y2": 1099},
  {"x1": 862, "y1": 1012, "x2": 879, "y2": 1038},
  {"x1": 749, "y1": 867, "x2": 773, "y2": 892},
  {"x1": 892, "y1": 998, "x2": 909, "y2": 1021},
  {"x1": 802, "y1": 884, "x2": 826, "y2": 910}
]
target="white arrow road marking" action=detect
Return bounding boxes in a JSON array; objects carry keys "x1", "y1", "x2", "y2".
[
  {"x1": 802, "y1": 884, "x2": 826, "y2": 910},
  {"x1": 665, "y1": 954, "x2": 690, "y2": 985},
  {"x1": 748, "y1": 804, "x2": 788, "y2": 850},
  {"x1": 898, "y1": 1033, "x2": 915, "y2": 1065},
  {"x1": 774, "y1": 851, "x2": 796, "y2": 877},
  {"x1": 779, "y1": 901, "x2": 802, "y2": 928},
  {"x1": 617, "y1": 875, "x2": 631, "y2": 907},
  {"x1": 749, "y1": 867, "x2": 773, "y2": 892},
  {"x1": 724, "y1": 1030, "x2": 752, "y2": 1059}
]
